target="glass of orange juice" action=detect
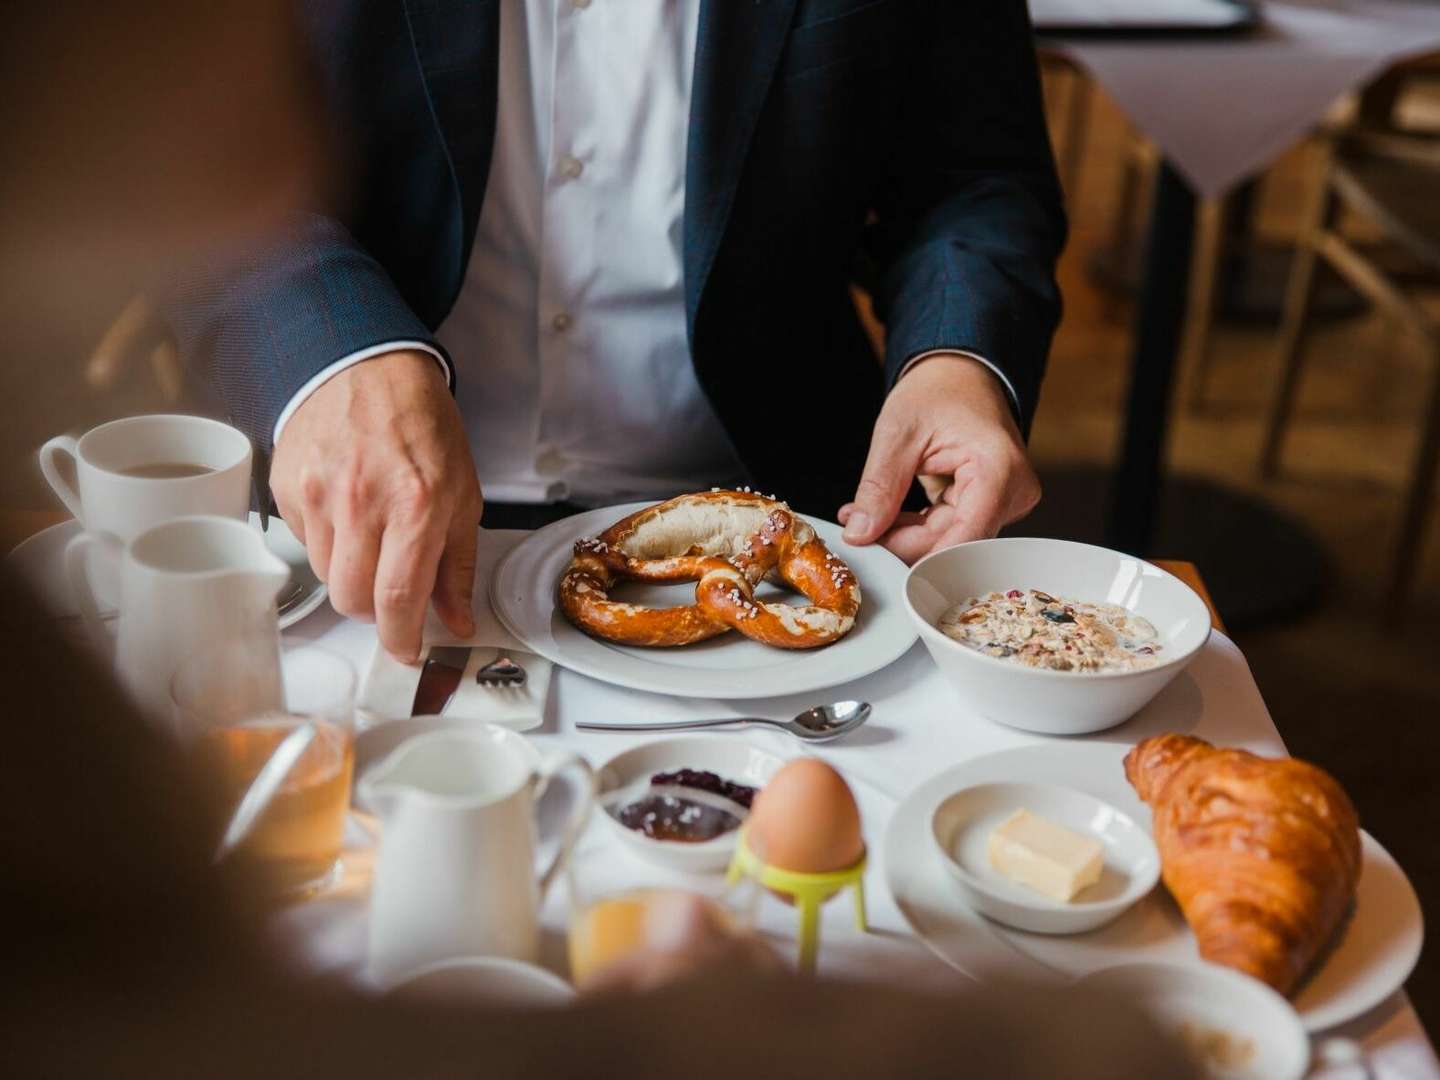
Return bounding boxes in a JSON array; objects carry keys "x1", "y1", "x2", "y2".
[
  {"x1": 566, "y1": 846, "x2": 765, "y2": 988},
  {"x1": 173, "y1": 643, "x2": 356, "y2": 898}
]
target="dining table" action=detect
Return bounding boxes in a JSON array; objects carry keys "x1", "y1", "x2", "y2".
[
  {"x1": 285, "y1": 525, "x2": 1431, "y2": 1078},
  {"x1": 4, "y1": 509, "x2": 1434, "y2": 1075}
]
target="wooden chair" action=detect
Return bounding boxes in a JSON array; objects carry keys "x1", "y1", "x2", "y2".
[
  {"x1": 1261, "y1": 128, "x2": 1440, "y2": 602},
  {"x1": 84, "y1": 295, "x2": 183, "y2": 401}
]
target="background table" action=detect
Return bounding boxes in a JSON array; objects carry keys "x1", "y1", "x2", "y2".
[{"x1": 1041, "y1": 0, "x2": 1440, "y2": 559}]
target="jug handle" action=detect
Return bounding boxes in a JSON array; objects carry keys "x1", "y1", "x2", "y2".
[
  {"x1": 533, "y1": 751, "x2": 596, "y2": 901},
  {"x1": 64, "y1": 530, "x2": 122, "y2": 660}
]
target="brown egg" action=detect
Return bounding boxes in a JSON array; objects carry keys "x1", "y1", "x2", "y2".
[{"x1": 748, "y1": 759, "x2": 864, "y2": 874}]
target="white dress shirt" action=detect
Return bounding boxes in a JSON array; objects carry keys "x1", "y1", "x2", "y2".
[
  {"x1": 278, "y1": 0, "x2": 743, "y2": 506},
  {"x1": 275, "y1": 0, "x2": 1016, "y2": 506}
]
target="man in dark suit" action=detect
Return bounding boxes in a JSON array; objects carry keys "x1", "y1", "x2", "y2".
[{"x1": 171, "y1": 0, "x2": 1066, "y2": 662}]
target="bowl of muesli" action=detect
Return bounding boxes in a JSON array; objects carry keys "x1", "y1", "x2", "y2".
[{"x1": 903, "y1": 538, "x2": 1211, "y2": 734}]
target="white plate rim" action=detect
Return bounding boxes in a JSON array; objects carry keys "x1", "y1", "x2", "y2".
[
  {"x1": 885, "y1": 742, "x2": 1425, "y2": 1032},
  {"x1": 5, "y1": 514, "x2": 329, "y2": 630},
  {"x1": 488, "y1": 502, "x2": 918, "y2": 700}
]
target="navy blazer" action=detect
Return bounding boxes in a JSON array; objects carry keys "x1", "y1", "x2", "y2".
[{"x1": 170, "y1": 0, "x2": 1065, "y2": 518}]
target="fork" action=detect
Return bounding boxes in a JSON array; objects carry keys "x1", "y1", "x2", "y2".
[{"x1": 476, "y1": 652, "x2": 527, "y2": 688}]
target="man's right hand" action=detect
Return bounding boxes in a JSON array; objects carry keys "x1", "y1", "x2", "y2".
[{"x1": 271, "y1": 350, "x2": 481, "y2": 663}]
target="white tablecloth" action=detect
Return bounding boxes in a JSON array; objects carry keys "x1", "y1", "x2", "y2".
[
  {"x1": 280, "y1": 530, "x2": 1437, "y2": 1078},
  {"x1": 1047, "y1": 0, "x2": 1440, "y2": 196}
]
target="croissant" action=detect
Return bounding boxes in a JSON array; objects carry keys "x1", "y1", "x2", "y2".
[{"x1": 1124, "y1": 733, "x2": 1361, "y2": 996}]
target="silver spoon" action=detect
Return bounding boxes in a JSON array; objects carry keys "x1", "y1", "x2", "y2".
[
  {"x1": 576, "y1": 700, "x2": 871, "y2": 743},
  {"x1": 214, "y1": 721, "x2": 318, "y2": 863}
]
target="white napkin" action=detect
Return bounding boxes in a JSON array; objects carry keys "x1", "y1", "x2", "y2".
[{"x1": 358, "y1": 530, "x2": 551, "y2": 732}]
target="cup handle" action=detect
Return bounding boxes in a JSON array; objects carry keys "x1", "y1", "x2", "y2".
[
  {"x1": 38, "y1": 435, "x2": 84, "y2": 521},
  {"x1": 533, "y1": 751, "x2": 595, "y2": 901},
  {"x1": 64, "y1": 531, "x2": 122, "y2": 659}
]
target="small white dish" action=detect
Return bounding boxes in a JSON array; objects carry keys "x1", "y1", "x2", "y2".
[
  {"x1": 594, "y1": 737, "x2": 787, "y2": 872},
  {"x1": 930, "y1": 781, "x2": 1159, "y2": 934},
  {"x1": 384, "y1": 956, "x2": 574, "y2": 1007},
  {"x1": 1076, "y1": 962, "x2": 1310, "y2": 1080},
  {"x1": 489, "y1": 502, "x2": 916, "y2": 700},
  {"x1": 4, "y1": 512, "x2": 327, "y2": 630},
  {"x1": 904, "y1": 538, "x2": 1211, "y2": 734}
]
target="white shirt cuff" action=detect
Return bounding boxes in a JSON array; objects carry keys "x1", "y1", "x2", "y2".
[
  {"x1": 272, "y1": 341, "x2": 451, "y2": 444},
  {"x1": 896, "y1": 349, "x2": 1021, "y2": 418}
]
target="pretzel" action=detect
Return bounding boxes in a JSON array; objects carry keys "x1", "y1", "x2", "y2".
[{"x1": 558, "y1": 490, "x2": 861, "y2": 649}]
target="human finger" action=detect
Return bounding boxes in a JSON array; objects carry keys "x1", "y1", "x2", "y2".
[
  {"x1": 373, "y1": 515, "x2": 448, "y2": 664},
  {"x1": 326, "y1": 517, "x2": 383, "y2": 623},
  {"x1": 949, "y1": 468, "x2": 1007, "y2": 540},
  {"x1": 844, "y1": 420, "x2": 921, "y2": 545},
  {"x1": 432, "y1": 498, "x2": 479, "y2": 639},
  {"x1": 876, "y1": 505, "x2": 958, "y2": 565},
  {"x1": 299, "y1": 513, "x2": 334, "y2": 583}
]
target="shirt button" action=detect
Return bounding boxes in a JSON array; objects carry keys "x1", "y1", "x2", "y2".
[
  {"x1": 552, "y1": 312, "x2": 573, "y2": 332},
  {"x1": 571, "y1": 0, "x2": 591, "y2": 9},
  {"x1": 559, "y1": 155, "x2": 584, "y2": 180}
]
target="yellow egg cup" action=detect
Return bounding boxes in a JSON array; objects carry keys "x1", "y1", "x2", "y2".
[{"x1": 726, "y1": 826, "x2": 868, "y2": 974}]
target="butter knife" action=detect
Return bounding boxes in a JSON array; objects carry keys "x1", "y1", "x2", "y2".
[{"x1": 409, "y1": 645, "x2": 471, "y2": 717}]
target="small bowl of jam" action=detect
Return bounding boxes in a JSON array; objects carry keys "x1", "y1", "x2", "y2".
[{"x1": 595, "y1": 738, "x2": 787, "y2": 871}]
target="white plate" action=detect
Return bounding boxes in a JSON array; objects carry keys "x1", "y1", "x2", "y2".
[
  {"x1": 931, "y1": 781, "x2": 1160, "y2": 935},
  {"x1": 4, "y1": 513, "x2": 328, "y2": 630},
  {"x1": 885, "y1": 742, "x2": 1424, "y2": 1032},
  {"x1": 489, "y1": 502, "x2": 917, "y2": 700},
  {"x1": 1078, "y1": 963, "x2": 1309, "y2": 1080},
  {"x1": 382, "y1": 956, "x2": 575, "y2": 1005}
]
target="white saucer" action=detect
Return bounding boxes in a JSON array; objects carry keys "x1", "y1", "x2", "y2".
[
  {"x1": 5, "y1": 512, "x2": 329, "y2": 630},
  {"x1": 489, "y1": 502, "x2": 917, "y2": 700},
  {"x1": 885, "y1": 741, "x2": 1425, "y2": 1032}
]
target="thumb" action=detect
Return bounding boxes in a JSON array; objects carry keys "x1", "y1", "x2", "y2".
[
  {"x1": 432, "y1": 504, "x2": 479, "y2": 638},
  {"x1": 844, "y1": 421, "x2": 919, "y2": 544}
]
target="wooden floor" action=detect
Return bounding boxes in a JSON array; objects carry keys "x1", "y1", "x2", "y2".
[{"x1": 1042, "y1": 78, "x2": 1440, "y2": 1029}]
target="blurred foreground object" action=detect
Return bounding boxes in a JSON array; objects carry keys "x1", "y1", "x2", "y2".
[
  {"x1": 0, "y1": 3, "x2": 326, "y2": 322},
  {"x1": 0, "y1": 572, "x2": 1194, "y2": 1078},
  {"x1": 0, "y1": 1, "x2": 327, "y2": 507}
]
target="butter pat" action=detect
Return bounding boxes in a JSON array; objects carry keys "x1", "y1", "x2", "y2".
[{"x1": 987, "y1": 809, "x2": 1103, "y2": 902}]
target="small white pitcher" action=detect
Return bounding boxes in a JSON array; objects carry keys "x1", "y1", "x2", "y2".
[
  {"x1": 66, "y1": 514, "x2": 289, "y2": 723},
  {"x1": 359, "y1": 726, "x2": 594, "y2": 987}
]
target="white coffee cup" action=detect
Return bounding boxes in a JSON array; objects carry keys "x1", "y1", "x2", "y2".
[
  {"x1": 39, "y1": 414, "x2": 252, "y2": 604},
  {"x1": 359, "y1": 726, "x2": 594, "y2": 987}
]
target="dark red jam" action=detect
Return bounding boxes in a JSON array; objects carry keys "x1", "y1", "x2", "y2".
[{"x1": 615, "y1": 769, "x2": 757, "y2": 843}]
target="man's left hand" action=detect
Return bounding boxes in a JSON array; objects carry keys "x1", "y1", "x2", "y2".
[{"x1": 839, "y1": 355, "x2": 1040, "y2": 564}]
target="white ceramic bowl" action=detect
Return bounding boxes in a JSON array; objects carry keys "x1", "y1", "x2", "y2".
[
  {"x1": 385, "y1": 956, "x2": 575, "y2": 1007},
  {"x1": 904, "y1": 538, "x2": 1211, "y2": 734},
  {"x1": 595, "y1": 737, "x2": 786, "y2": 872},
  {"x1": 1076, "y1": 962, "x2": 1310, "y2": 1080},
  {"x1": 930, "y1": 781, "x2": 1160, "y2": 935}
]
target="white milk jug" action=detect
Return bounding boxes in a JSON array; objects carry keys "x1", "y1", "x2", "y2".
[
  {"x1": 360, "y1": 727, "x2": 594, "y2": 987},
  {"x1": 66, "y1": 514, "x2": 289, "y2": 723}
]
